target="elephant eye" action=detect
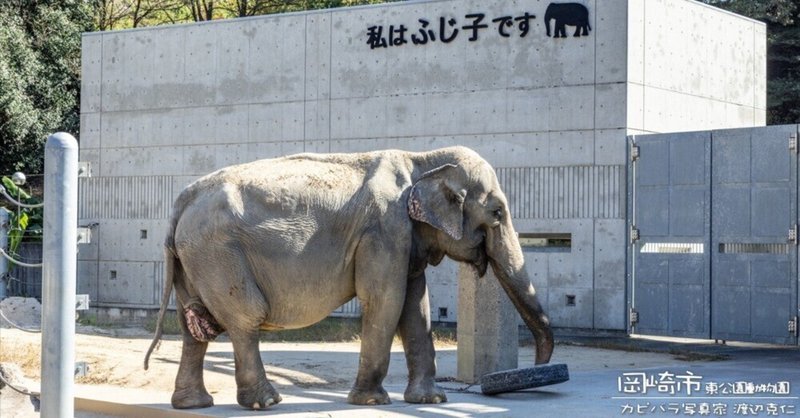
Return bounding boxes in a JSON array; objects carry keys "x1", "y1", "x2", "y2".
[{"x1": 493, "y1": 208, "x2": 503, "y2": 220}]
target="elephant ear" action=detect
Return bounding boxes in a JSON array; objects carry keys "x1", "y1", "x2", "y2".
[{"x1": 407, "y1": 164, "x2": 466, "y2": 240}]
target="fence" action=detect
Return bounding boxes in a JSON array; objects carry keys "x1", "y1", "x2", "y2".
[
  {"x1": 1, "y1": 179, "x2": 44, "y2": 299},
  {"x1": 5, "y1": 242, "x2": 43, "y2": 298}
]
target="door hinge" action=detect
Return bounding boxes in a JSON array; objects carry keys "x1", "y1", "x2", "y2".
[
  {"x1": 789, "y1": 224, "x2": 798, "y2": 245},
  {"x1": 789, "y1": 316, "x2": 798, "y2": 337},
  {"x1": 630, "y1": 309, "x2": 639, "y2": 327},
  {"x1": 791, "y1": 133, "x2": 798, "y2": 154},
  {"x1": 630, "y1": 226, "x2": 640, "y2": 243},
  {"x1": 630, "y1": 144, "x2": 640, "y2": 162}
]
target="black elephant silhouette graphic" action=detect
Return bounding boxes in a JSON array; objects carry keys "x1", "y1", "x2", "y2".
[{"x1": 545, "y1": 3, "x2": 592, "y2": 38}]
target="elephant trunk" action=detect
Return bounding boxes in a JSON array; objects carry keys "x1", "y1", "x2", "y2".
[{"x1": 486, "y1": 221, "x2": 554, "y2": 365}]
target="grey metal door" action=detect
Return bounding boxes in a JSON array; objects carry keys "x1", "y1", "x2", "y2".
[
  {"x1": 711, "y1": 125, "x2": 798, "y2": 344},
  {"x1": 629, "y1": 132, "x2": 711, "y2": 338}
]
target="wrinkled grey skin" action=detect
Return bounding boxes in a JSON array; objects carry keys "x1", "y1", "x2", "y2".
[{"x1": 144, "y1": 146, "x2": 554, "y2": 410}]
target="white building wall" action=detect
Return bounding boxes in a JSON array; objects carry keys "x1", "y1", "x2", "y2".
[
  {"x1": 79, "y1": 0, "x2": 764, "y2": 330},
  {"x1": 627, "y1": 0, "x2": 767, "y2": 135}
]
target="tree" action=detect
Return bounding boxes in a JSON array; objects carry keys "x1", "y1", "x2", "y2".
[
  {"x1": 93, "y1": 0, "x2": 132, "y2": 30},
  {"x1": 185, "y1": 0, "x2": 216, "y2": 21},
  {"x1": 217, "y1": 0, "x2": 395, "y2": 18},
  {"x1": 130, "y1": 0, "x2": 184, "y2": 28},
  {"x1": 0, "y1": 1, "x2": 92, "y2": 176},
  {"x1": 699, "y1": 0, "x2": 800, "y2": 124},
  {"x1": 219, "y1": 0, "x2": 274, "y2": 17}
]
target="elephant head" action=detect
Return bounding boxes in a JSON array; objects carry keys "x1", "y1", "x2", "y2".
[{"x1": 407, "y1": 150, "x2": 554, "y2": 364}]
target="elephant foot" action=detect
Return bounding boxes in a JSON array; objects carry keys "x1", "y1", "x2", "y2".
[
  {"x1": 348, "y1": 386, "x2": 391, "y2": 405},
  {"x1": 171, "y1": 387, "x2": 214, "y2": 409},
  {"x1": 237, "y1": 381, "x2": 282, "y2": 410},
  {"x1": 404, "y1": 380, "x2": 448, "y2": 404}
]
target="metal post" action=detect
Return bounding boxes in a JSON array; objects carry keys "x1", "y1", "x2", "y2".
[
  {"x1": 0, "y1": 209, "x2": 7, "y2": 300},
  {"x1": 41, "y1": 133, "x2": 78, "y2": 418}
]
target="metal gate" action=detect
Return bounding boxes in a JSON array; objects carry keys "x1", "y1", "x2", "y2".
[
  {"x1": 629, "y1": 132, "x2": 711, "y2": 339},
  {"x1": 629, "y1": 125, "x2": 800, "y2": 345}
]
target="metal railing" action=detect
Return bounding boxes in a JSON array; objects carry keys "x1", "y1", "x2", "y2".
[
  {"x1": 0, "y1": 245, "x2": 43, "y2": 268},
  {"x1": 1, "y1": 177, "x2": 43, "y2": 322},
  {"x1": 0, "y1": 185, "x2": 44, "y2": 209},
  {"x1": 0, "y1": 171, "x2": 43, "y2": 300},
  {"x1": 4, "y1": 242, "x2": 42, "y2": 298}
]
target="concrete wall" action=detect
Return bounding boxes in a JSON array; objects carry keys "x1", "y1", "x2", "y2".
[
  {"x1": 627, "y1": 0, "x2": 767, "y2": 135},
  {"x1": 79, "y1": 0, "x2": 765, "y2": 330}
]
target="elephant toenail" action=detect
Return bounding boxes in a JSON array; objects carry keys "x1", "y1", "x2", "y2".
[
  {"x1": 366, "y1": 399, "x2": 377, "y2": 405},
  {"x1": 433, "y1": 396, "x2": 443, "y2": 404},
  {"x1": 266, "y1": 398, "x2": 274, "y2": 405},
  {"x1": 252, "y1": 402, "x2": 261, "y2": 409}
]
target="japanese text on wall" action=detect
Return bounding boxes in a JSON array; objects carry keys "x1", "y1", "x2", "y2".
[{"x1": 366, "y1": 12, "x2": 537, "y2": 49}]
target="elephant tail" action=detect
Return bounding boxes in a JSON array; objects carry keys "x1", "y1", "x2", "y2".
[{"x1": 144, "y1": 245, "x2": 178, "y2": 370}]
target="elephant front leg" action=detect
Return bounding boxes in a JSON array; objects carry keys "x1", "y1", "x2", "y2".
[
  {"x1": 348, "y1": 235, "x2": 408, "y2": 405},
  {"x1": 229, "y1": 330, "x2": 282, "y2": 409},
  {"x1": 348, "y1": 325, "x2": 394, "y2": 405},
  {"x1": 348, "y1": 293, "x2": 406, "y2": 405},
  {"x1": 556, "y1": 23, "x2": 567, "y2": 38},
  {"x1": 398, "y1": 273, "x2": 446, "y2": 404}
]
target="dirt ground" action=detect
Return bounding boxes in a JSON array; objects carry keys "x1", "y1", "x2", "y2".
[{"x1": 0, "y1": 324, "x2": 689, "y2": 417}]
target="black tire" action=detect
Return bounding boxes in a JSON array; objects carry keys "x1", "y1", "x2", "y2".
[{"x1": 480, "y1": 364, "x2": 569, "y2": 395}]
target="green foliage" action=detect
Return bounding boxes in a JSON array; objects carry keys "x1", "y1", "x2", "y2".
[
  {"x1": 232, "y1": 0, "x2": 394, "y2": 17},
  {"x1": 1, "y1": 176, "x2": 42, "y2": 271},
  {"x1": 90, "y1": 0, "x2": 395, "y2": 26},
  {"x1": 7, "y1": 210, "x2": 28, "y2": 260},
  {"x1": 0, "y1": 14, "x2": 43, "y2": 175},
  {"x1": 149, "y1": 310, "x2": 183, "y2": 334},
  {"x1": 766, "y1": 21, "x2": 800, "y2": 124},
  {"x1": 0, "y1": 1, "x2": 92, "y2": 176},
  {"x1": 701, "y1": 0, "x2": 797, "y2": 25},
  {"x1": 1, "y1": 177, "x2": 31, "y2": 200}
]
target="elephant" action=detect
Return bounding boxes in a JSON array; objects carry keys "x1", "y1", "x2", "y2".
[
  {"x1": 143, "y1": 146, "x2": 554, "y2": 410},
  {"x1": 545, "y1": 2, "x2": 592, "y2": 38}
]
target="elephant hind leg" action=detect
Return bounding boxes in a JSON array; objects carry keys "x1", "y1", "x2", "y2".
[
  {"x1": 172, "y1": 305, "x2": 214, "y2": 409},
  {"x1": 184, "y1": 244, "x2": 278, "y2": 410}
]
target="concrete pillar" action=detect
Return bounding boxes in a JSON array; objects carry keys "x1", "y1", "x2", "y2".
[{"x1": 457, "y1": 264, "x2": 518, "y2": 384}]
